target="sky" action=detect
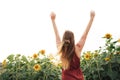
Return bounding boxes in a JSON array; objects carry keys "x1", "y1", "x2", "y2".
[{"x1": 0, "y1": 0, "x2": 120, "y2": 62}]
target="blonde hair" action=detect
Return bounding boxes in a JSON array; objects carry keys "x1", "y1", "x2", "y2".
[{"x1": 58, "y1": 30, "x2": 75, "y2": 70}]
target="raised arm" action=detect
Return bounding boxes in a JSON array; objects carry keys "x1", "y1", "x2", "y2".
[
  {"x1": 50, "y1": 12, "x2": 61, "y2": 49},
  {"x1": 77, "y1": 11, "x2": 95, "y2": 55}
]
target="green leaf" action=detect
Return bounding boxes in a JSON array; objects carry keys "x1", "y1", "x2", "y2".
[
  {"x1": 7, "y1": 54, "x2": 15, "y2": 62},
  {"x1": 21, "y1": 55, "x2": 28, "y2": 63},
  {"x1": 107, "y1": 70, "x2": 118, "y2": 80}
]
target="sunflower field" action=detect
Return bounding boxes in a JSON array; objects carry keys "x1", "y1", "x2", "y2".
[
  {"x1": 81, "y1": 33, "x2": 120, "y2": 80},
  {"x1": 0, "y1": 50, "x2": 62, "y2": 80},
  {"x1": 0, "y1": 33, "x2": 120, "y2": 80}
]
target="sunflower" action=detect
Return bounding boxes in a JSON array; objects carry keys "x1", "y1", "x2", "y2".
[
  {"x1": 39, "y1": 49, "x2": 45, "y2": 55},
  {"x1": 104, "y1": 57, "x2": 110, "y2": 61},
  {"x1": 84, "y1": 52, "x2": 92, "y2": 60},
  {"x1": 104, "y1": 33, "x2": 112, "y2": 39},
  {"x1": 33, "y1": 53, "x2": 38, "y2": 59},
  {"x1": 33, "y1": 64, "x2": 41, "y2": 71},
  {"x1": 116, "y1": 52, "x2": 120, "y2": 54},
  {"x1": 117, "y1": 38, "x2": 120, "y2": 42},
  {"x1": 48, "y1": 54, "x2": 54, "y2": 60},
  {"x1": 2, "y1": 59, "x2": 6, "y2": 67}
]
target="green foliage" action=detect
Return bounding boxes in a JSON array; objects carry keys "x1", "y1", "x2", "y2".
[
  {"x1": 0, "y1": 34, "x2": 120, "y2": 80},
  {"x1": 0, "y1": 51, "x2": 61, "y2": 80},
  {"x1": 81, "y1": 34, "x2": 120, "y2": 80}
]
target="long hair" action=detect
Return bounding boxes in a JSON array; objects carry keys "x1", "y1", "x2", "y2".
[{"x1": 58, "y1": 30, "x2": 75, "y2": 70}]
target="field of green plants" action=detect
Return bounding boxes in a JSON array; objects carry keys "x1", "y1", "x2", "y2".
[{"x1": 0, "y1": 33, "x2": 120, "y2": 80}]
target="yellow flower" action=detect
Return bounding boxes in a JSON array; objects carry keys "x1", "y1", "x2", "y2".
[
  {"x1": 84, "y1": 52, "x2": 92, "y2": 60},
  {"x1": 2, "y1": 59, "x2": 6, "y2": 67},
  {"x1": 39, "y1": 49, "x2": 45, "y2": 55},
  {"x1": 48, "y1": 54, "x2": 54, "y2": 60},
  {"x1": 33, "y1": 64, "x2": 41, "y2": 71},
  {"x1": 33, "y1": 53, "x2": 38, "y2": 59},
  {"x1": 104, "y1": 33, "x2": 112, "y2": 39},
  {"x1": 104, "y1": 57, "x2": 110, "y2": 61},
  {"x1": 116, "y1": 52, "x2": 120, "y2": 54},
  {"x1": 117, "y1": 38, "x2": 120, "y2": 42}
]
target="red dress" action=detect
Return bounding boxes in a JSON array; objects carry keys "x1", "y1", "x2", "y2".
[{"x1": 62, "y1": 54, "x2": 84, "y2": 80}]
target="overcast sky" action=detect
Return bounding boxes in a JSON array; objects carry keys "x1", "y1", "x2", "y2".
[{"x1": 0, "y1": 0, "x2": 120, "y2": 61}]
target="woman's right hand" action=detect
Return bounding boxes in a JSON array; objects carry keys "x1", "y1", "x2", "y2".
[
  {"x1": 50, "y1": 12, "x2": 56, "y2": 20},
  {"x1": 90, "y1": 10, "x2": 95, "y2": 19}
]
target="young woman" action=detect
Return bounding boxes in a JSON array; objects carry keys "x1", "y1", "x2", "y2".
[{"x1": 50, "y1": 11, "x2": 95, "y2": 80}]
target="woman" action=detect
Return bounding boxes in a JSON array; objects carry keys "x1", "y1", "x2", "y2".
[{"x1": 50, "y1": 11, "x2": 95, "y2": 80}]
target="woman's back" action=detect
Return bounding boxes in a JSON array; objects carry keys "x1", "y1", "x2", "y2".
[{"x1": 62, "y1": 53, "x2": 84, "y2": 80}]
